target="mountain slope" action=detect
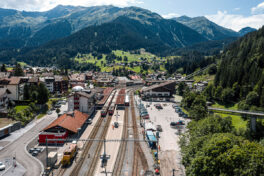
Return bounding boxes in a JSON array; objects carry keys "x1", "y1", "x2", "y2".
[
  {"x1": 173, "y1": 16, "x2": 239, "y2": 40},
  {"x1": 215, "y1": 26, "x2": 264, "y2": 102},
  {"x1": 15, "y1": 16, "x2": 207, "y2": 66},
  {"x1": 0, "y1": 5, "x2": 203, "y2": 48},
  {"x1": 239, "y1": 27, "x2": 257, "y2": 36}
]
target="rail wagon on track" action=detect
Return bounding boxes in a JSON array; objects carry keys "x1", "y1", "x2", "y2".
[
  {"x1": 125, "y1": 95, "x2": 130, "y2": 106},
  {"x1": 101, "y1": 90, "x2": 116, "y2": 117},
  {"x1": 109, "y1": 90, "x2": 119, "y2": 115},
  {"x1": 61, "y1": 143, "x2": 77, "y2": 166}
]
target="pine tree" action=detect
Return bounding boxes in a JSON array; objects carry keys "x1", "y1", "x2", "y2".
[
  {"x1": 0, "y1": 64, "x2": 7, "y2": 72},
  {"x1": 14, "y1": 63, "x2": 24, "y2": 76}
]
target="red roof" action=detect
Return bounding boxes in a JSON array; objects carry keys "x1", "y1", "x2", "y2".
[
  {"x1": 98, "y1": 87, "x2": 114, "y2": 105},
  {"x1": 116, "y1": 88, "x2": 125, "y2": 105},
  {"x1": 43, "y1": 110, "x2": 89, "y2": 133}
]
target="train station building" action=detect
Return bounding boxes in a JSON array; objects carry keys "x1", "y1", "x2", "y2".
[
  {"x1": 38, "y1": 110, "x2": 89, "y2": 145},
  {"x1": 141, "y1": 81, "x2": 177, "y2": 102}
]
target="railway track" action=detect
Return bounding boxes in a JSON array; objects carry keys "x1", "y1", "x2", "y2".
[
  {"x1": 56, "y1": 166, "x2": 66, "y2": 176},
  {"x1": 85, "y1": 113, "x2": 113, "y2": 175},
  {"x1": 112, "y1": 104, "x2": 129, "y2": 175},
  {"x1": 70, "y1": 116, "x2": 104, "y2": 176},
  {"x1": 131, "y1": 92, "x2": 149, "y2": 175}
]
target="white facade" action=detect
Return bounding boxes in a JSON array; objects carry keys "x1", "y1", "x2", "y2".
[
  {"x1": 143, "y1": 90, "x2": 170, "y2": 97},
  {"x1": 68, "y1": 93, "x2": 95, "y2": 115},
  {"x1": 45, "y1": 81, "x2": 54, "y2": 93},
  {"x1": 2, "y1": 84, "x2": 24, "y2": 101}
]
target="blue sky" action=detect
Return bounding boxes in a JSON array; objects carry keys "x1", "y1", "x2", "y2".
[
  {"x1": 1, "y1": 0, "x2": 264, "y2": 31},
  {"x1": 140, "y1": 0, "x2": 261, "y2": 17}
]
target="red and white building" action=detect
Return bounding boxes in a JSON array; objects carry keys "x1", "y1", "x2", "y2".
[{"x1": 38, "y1": 110, "x2": 89, "y2": 145}]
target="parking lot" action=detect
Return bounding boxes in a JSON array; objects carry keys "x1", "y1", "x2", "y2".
[{"x1": 135, "y1": 96, "x2": 189, "y2": 176}]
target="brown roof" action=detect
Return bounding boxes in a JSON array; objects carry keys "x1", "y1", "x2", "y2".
[
  {"x1": 116, "y1": 88, "x2": 125, "y2": 105},
  {"x1": 98, "y1": 87, "x2": 114, "y2": 105},
  {"x1": 69, "y1": 73, "x2": 85, "y2": 82},
  {"x1": 28, "y1": 77, "x2": 39, "y2": 83},
  {"x1": 54, "y1": 75, "x2": 62, "y2": 82},
  {"x1": 142, "y1": 81, "x2": 176, "y2": 92},
  {"x1": 8, "y1": 77, "x2": 21, "y2": 85},
  {"x1": 43, "y1": 110, "x2": 89, "y2": 133}
]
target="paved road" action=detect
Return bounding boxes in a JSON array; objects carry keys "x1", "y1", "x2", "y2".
[{"x1": 0, "y1": 104, "x2": 68, "y2": 176}]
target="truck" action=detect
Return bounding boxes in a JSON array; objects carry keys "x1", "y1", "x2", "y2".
[{"x1": 48, "y1": 152, "x2": 58, "y2": 167}]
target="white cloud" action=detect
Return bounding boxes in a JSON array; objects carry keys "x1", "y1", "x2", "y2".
[
  {"x1": 0, "y1": 0, "x2": 144, "y2": 11},
  {"x1": 233, "y1": 7, "x2": 240, "y2": 11},
  {"x1": 206, "y1": 11, "x2": 264, "y2": 31},
  {"x1": 162, "y1": 13, "x2": 180, "y2": 19},
  {"x1": 251, "y1": 1, "x2": 264, "y2": 14}
]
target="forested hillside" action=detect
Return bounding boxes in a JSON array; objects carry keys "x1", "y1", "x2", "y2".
[
  {"x1": 215, "y1": 26, "x2": 264, "y2": 108},
  {"x1": 6, "y1": 16, "x2": 206, "y2": 66}
]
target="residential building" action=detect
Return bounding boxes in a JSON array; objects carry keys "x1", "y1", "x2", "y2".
[
  {"x1": 68, "y1": 87, "x2": 96, "y2": 115},
  {"x1": 0, "y1": 88, "x2": 10, "y2": 113},
  {"x1": 28, "y1": 77, "x2": 39, "y2": 86},
  {"x1": 54, "y1": 75, "x2": 69, "y2": 94},
  {"x1": 0, "y1": 77, "x2": 24, "y2": 101},
  {"x1": 44, "y1": 77, "x2": 55, "y2": 93}
]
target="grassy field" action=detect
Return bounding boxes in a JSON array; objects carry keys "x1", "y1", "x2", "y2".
[
  {"x1": 15, "y1": 105, "x2": 29, "y2": 112},
  {"x1": 18, "y1": 62, "x2": 27, "y2": 67},
  {"x1": 212, "y1": 103, "x2": 247, "y2": 130},
  {"x1": 193, "y1": 74, "x2": 215, "y2": 83},
  {"x1": 74, "y1": 50, "x2": 168, "y2": 73},
  {"x1": 0, "y1": 118, "x2": 16, "y2": 128}
]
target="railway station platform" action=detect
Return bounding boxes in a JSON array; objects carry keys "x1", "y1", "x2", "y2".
[
  {"x1": 77, "y1": 111, "x2": 101, "y2": 149},
  {"x1": 94, "y1": 109, "x2": 125, "y2": 175}
]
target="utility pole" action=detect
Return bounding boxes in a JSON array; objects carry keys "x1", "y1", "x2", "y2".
[
  {"x1": 100, "y1": 139, "x2": 110, "y2": 168},
  {"x1": 45, "y1": 136, "x2": 49, "y2": 175},
  {"x1": 156, "y1": 133, "x2": 159, "y2": 164},
  {"x1": 172, "y1": 169, "x2": 176, "y2": 176}
]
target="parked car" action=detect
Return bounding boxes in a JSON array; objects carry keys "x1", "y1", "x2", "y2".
[
  {"x1": 175, "y1": 108, "x2": 182, "y2": 113},
  {"x1": 172, "y1": 104, "x2": 179, "y2": 108},
  {"x1": 140, "y1": 109, "x2": 148, "y2": 114},
  {"x1": 0, "y1": 162, "x2": 5, "y2": 171},
  {"x1": 142, "y1": 114, "x2": 150, "y2": 119},
  {"x1": 176, "y1": 120, "x2": 185, "y2": 125},
  {"x1": 179, "y1": 112, "x2": 184, "y2": 117},
  {"x1": 29, "y1": 148, "x2": 35, "y2": 153},
  {"x1": 140, "y1": 112, "x2": 149, "y2": 117},
  {"x1": 183, "y1": 114, "x2": 188, "y2": 118},
  {"x1": 32, "y1": 151, "x2": 39, "y2": 156},
  {"x1": 87, "y1": 119, "x2": 92, "y2": 124},
  {"x1": 156, "y1": 125, "x2": 163, "y2": 132},
  {"x1": 47, "y1": 111, "x2": 52, "y2": 115},
  {"x1": 34, "y1": 147, "x2": 42, "y2": 153},
  {"x1": 170, "y1": 122, "x2": 177, "y2": 127},
  {"x1": 155, "y1": 104, "x2": 163, "y2": 109}
]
